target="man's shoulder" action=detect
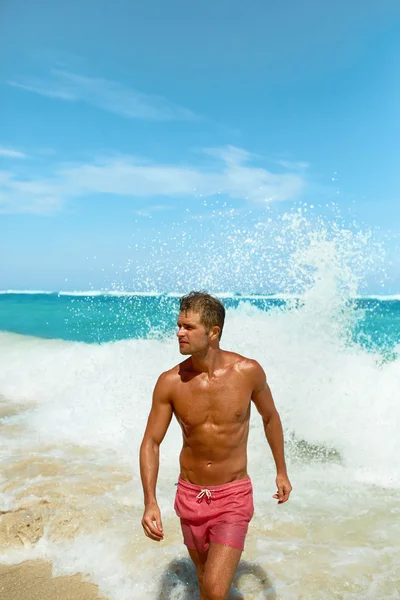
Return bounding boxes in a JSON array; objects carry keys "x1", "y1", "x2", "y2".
[
  {"x1": 221, "y1": 352, "x2": 264, "y2": 384},
  {"x1": 227, "y1": 354, "x2": 266, "y2": 391},
  {"x1": 224, "y1": 351, "x2": 262, "y2": 373},
  {"x1": 157, "y1": 360, "x2": 189, "y2": 384},
  {"x1": 157, "y1": 364, "x2": 180, "y2": 382}
]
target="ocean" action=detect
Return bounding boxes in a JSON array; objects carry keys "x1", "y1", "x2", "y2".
[{"x1": 0, "y1": 288, "x2": 399, "y2": 599}]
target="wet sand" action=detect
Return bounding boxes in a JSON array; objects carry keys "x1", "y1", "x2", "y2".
[{"x1": 0, "y1": 561, "x2": 106, "y2": 600}]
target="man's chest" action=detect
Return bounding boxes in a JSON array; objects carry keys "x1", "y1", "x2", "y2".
[{"x1": 171, "y1": 376, "x2": 252, "y2": 427}]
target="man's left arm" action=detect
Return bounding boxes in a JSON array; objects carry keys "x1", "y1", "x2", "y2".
[{"x1": 249, "y1": 361, "x2": 292, "y2": 504}]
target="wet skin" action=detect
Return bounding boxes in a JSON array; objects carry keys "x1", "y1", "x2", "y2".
[
  {"x1": 140, "y1": 310, "x2": 292, "y2": 543},
  {"x1": 175, "y1": 352, "x2": 254, "y2": 485}
]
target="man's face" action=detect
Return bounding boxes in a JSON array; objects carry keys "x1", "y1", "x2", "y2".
[{"x1": 176, "y1": 310, "x2": 210, "y2": 355}]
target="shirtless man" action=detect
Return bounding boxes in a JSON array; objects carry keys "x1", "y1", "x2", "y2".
[{"x1": 140, "y1": 291, "x2": 292, "y2": 600}]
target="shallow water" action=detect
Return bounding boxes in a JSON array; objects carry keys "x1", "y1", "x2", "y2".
[
  {"x1": 0, "y1": 286, "x2": 399, "y2": 598},
  {"x1": 1, "y1": 396, "x2": 399, "y2": 599}
]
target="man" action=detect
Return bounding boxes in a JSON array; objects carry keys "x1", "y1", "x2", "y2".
[{"x1": 140, "y1": 291, "x2": 292, "y2": 600}]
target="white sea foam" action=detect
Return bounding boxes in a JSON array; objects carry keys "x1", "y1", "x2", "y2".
[
  {"x1": 0, "y1": 290, "x2": 56, "y2": 295},
  {"x1": 0, "y1": 296, "x2": 399, "y2": 599},
  {"x1": 362, "y1": 293, "x2": 400, "y2": 300},
  {"x1": 0, "y1": 295, "x2": 399, "y2": 484}
]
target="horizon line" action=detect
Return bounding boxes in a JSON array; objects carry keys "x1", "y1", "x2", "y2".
[{"x1": 0, "y1": 290, "x2": 399, "y2": 300}]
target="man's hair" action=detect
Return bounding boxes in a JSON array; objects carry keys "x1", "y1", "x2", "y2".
[{"x1": 179, "y1": 291, "x2": 225, "y2": 339}]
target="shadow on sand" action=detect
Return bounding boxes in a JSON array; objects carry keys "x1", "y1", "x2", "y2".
[{"x1": 157, "y1": 557, "x2": 277, "y2": 599}]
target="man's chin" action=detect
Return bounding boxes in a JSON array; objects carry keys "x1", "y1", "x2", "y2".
[{"x1": 179, "y1": 346, "x2": 191, "y2": 355}]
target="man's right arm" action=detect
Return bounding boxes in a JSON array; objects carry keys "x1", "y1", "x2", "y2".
[{"x1": 139, "y1": 372, "x2": 173, "y2": 541}]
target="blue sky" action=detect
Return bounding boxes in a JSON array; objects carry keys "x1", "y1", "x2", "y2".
[{"x1": 1, "y1": 0, "x2": 400, "y2": 292}]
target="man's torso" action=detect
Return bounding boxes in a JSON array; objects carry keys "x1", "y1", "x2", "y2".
[{"x1": 168, "y1": 352, "x2": 255, "y2": 486}]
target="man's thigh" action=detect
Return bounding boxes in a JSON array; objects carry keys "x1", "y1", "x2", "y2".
[{"x1": 202, "y1": 542, "x2": 242, "y2": 599}]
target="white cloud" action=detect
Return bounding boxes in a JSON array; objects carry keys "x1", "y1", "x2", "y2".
[
  {"x1": 8, "y1": 69, "x2": 198, "y2": 121},
  {"x1": 0, "y1": 146, "x2": 306, "y2": 214},
  {"x1": 0, "y1": 148, "x2": 26, "y2": 159},
  {"x1": 0, "y1": 171, "x2": 63, "y2": 214},
  {"x1": 132, "y1": 204, "x2": 176, "y2": 218},
  {"x1": 277, "y1": 159, "x2": 309, "y2": 170},
  {"x1": 58, "y1": 146, "x2": 304, "y2": 202}
]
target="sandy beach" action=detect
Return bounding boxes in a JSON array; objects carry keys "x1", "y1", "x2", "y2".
[{"x1": 0, "y1": 561, "x2": 106, "y2": 600}]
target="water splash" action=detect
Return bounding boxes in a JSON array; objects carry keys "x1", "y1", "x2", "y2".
[{"x1": 1, "y1": 206, "x2": 398, "y2": 600}]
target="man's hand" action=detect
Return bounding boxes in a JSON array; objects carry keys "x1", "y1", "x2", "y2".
[
  {"x1": 141, "y1": 502, "x2": 164, "y2": 541},
  {"x1": 273, "y1": 474, "x2": 292, "y2": 504}
]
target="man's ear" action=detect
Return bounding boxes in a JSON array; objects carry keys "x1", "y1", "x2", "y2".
[{"x1": 210, "y1": 325, "x2": 221, "y2": 341}]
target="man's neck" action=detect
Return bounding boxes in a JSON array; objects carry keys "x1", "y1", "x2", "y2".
[{"x1": 190, "y1": 347, "x2": 223, "y2": 377}]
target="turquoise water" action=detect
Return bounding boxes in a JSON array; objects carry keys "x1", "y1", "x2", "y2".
[
  {"x1": 1, "y1": 293, "x2": 399, "y2": 354},
  {"x1": 0, "y1": 290, "x2": 399, "y2": 599}
]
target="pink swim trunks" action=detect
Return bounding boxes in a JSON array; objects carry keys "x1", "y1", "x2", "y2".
[{"x1": 174, "y1": 476, "x2": 254, "y2": 553}]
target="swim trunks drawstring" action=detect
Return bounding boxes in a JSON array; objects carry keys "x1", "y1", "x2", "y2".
[{"x1": 196, "y1": 489, "x2": 212, "y2": 504}]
